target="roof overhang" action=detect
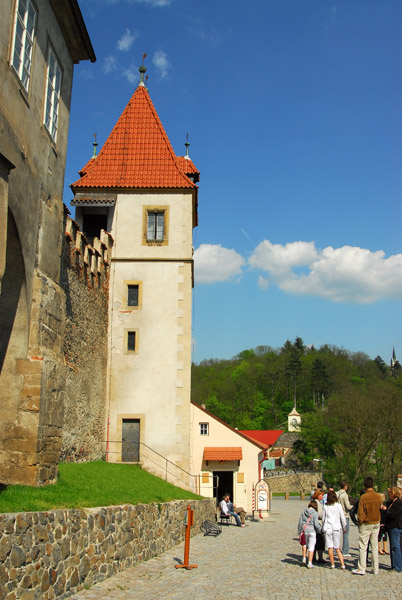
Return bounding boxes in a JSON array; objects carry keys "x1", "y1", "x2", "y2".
[
  {"x1": 204, "y1": 447, "x2": 243, "y2": 462},
  {"x1": 71, "y1": 193, "x2": 116, "y2": 207},
  {"x1": 50, "y1": 0, "x2": 96, "y2": 63}
]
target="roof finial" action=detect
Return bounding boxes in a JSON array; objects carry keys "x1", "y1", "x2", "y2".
[
  {"x1": 184, "y1": 132, "x2": 190, "y2": 160},
  {"x1": 92, "y1": 133, "x2": 98, "y2": 159},
  {"x1": 139, "y1": 53, "x2": 147, "y2": 88}
]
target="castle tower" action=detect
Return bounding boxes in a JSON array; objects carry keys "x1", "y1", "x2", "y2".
[{"x1": 71, "y1": 68, "x2": 199, "y2": 485}]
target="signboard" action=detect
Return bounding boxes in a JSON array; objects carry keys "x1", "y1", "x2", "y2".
[{"x1": 255, "y1": 479, "x2": 270, "y2": 512}]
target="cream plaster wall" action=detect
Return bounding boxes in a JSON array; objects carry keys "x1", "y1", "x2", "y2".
[
  {"x1": 190, "y1": 404, "x2": 263, "y2": 513},
  {"x1": 106, "y1": 191, "x2": 194, "y2": 480}
]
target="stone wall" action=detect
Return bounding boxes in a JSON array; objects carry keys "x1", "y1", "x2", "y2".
[
  {"x1": 0, "y1": 498, "x2": 215, "y2": 600},
  {"x1": 59, "y1": 213, "x2": 113, "y2": 462},
  {"x1": 265, "y1": 472, "x2": 320, "y2": 494}
]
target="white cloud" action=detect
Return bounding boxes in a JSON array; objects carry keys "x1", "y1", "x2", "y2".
[
  {"x1": 249, "y1": 240, "x2": 402, "y2": 303},
  {"x1": 186, "y1": 17, "x2": 223, "y2": 48},
  {"x1": 122, "y1": 64, "x2": 139, "y2": 84},
  {"x1": 129, "y1": 0, "x2": 172, "y2": 5},
  {"x1": 103, "y1": 56, "x2": 117, "y2": 74},
  {"x1": 117, "y1": 29, "x2": 137, "y2": 52},
  {"x1": 194, "y1": 244, "x2": 245, "y2": 284},
  {"x1": 257, "y1": 276, "x2": 269, "y2": 291},
  {"x1": 152, "y1": 50, "x2": 172, "y2": 78}
]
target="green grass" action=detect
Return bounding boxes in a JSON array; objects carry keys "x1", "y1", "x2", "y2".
[{"x1": 0, "y1": 462, "x2": 202, "y2": 513}]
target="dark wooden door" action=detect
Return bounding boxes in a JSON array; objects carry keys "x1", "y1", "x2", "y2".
[{"x1": 122, "y1": 419, "x2": 140, "y2": 462}]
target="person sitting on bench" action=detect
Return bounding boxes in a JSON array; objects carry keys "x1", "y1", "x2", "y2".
[{"x1": 220, "y1": 493, "x2": 246, "y2": 527}]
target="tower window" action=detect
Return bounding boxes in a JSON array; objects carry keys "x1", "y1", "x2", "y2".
[
  {"x1": 143, "y1": 206, "x2": 169, "y2": 245},
  {"x1": 127, "y1": 284, "x2": 139, "y2": 307},
  {"x1": 124, "y1": 281, "x2": 142, "y2": 310},
  {"x1": 126, "y1": 331, "x2": 138, "y2": 353},
  {"x1": 147, "y1": 211, "x2": 165, "y2": 241}
]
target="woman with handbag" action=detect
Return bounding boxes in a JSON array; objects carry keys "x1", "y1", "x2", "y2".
[{"x1": 297, "y1": 500, "x2": 322, "y2": 568}]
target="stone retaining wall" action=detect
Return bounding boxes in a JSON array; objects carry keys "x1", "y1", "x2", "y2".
[
  {"x1": 0, "y1": 498, "x2": 215, "y2": 600},
  {"x1": 266, "y1": 473, "x2": 319, "y2": 494}
]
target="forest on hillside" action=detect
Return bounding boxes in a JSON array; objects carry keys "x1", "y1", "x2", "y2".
[{"x1": 191, "y1": 339, "x2": 402, "y2": 492}]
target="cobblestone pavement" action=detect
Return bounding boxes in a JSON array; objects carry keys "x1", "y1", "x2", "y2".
[{"x1": 70, "y1": 498, "x2": 400, "y2": 600}]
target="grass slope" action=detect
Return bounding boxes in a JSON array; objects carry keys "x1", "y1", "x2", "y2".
[{"x1": 0, "y1": 462, "x2": 202, "y2": 514}]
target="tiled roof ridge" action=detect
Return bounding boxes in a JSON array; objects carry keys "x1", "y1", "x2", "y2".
[{"x1": 71, "y1": 86, "x2": 197, "y2": 190}]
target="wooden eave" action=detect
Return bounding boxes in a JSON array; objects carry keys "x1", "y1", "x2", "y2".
[{"x1": 50, "y1": 0, "x2": 96, "y2": 64}]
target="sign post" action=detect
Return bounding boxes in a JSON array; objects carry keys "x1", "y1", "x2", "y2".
[{"x1": 175, "y1": 504, "x2": 198, "y2": 570}]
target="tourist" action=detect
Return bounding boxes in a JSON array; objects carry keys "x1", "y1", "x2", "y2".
[
  {"x1": 227, "y1": 496, "x2": 247, "y2": 525},
  {"x1": 322, "y1": 490, "x2": 346, "y2": 569},
  {"x1": 310, "y1": 481, "x2": 324, "y2": 500},
  {"x1": 351, "y1": 476, "x2": 382, "y2": 576},
  {"x1": 336, "y1": 481, "x2": 353, "y2": 557},
  {"x1": 378, "y1": 493, "x2": 389, "y2": 556},
  {"x1": 220, "y1": 493, "x2": 245, "y2": 528},
  {"x1": 312, "y1": 490, "x2": 326, "y2": 563},
  {"x1": 385, "y1": 487, "x2": 402, "y2": 573},
  {"x1": 298, "y1": 500, "x2": 322, "y2": 568}
]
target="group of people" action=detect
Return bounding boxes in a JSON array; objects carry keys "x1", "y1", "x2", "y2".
[{"x1": 298, "y1": 477, "x2": 402, "y2": 574}]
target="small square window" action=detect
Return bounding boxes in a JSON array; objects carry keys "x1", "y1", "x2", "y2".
[
  {"x1": 200, "y1": 423, "x2": 209, "y2": 436},
  {"x1": 127, "y1": 284, "x2": 139, "y2": 307}
]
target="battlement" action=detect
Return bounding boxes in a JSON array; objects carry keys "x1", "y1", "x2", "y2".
[{"x1": 63, "y1": 205, "x2": 113, "y2": 285}]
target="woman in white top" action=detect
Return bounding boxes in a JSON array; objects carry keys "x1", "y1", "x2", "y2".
[{"x1": 322, "y1": 490, "x2": 347, "y2": 569}]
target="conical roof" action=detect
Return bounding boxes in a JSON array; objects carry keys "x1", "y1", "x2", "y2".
[{"x1": 71, "y1": 85, "x2": 197, "y2": 190}]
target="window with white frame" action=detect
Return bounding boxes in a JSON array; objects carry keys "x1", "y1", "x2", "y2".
[
  {"x1": 44, "y1": 47, "x2": 62, "y2": 143},
  {"x1": 147, "y1": 211, "x2": 165, "y2": 241},
  {"x1": 199, "y1": 423, "x2": 209, "y2": 436},
  {"x1": 11, "y1": 0, "x2": 37, "y2": 92}
]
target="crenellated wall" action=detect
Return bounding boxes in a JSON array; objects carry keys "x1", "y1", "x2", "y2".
[{"x1": 59, "y1": 210, "x2": 113, "y2": 462}]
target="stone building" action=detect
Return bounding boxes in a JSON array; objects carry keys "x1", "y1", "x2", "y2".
[
  {"x1": 0, "y1": 0, "x2": 95, "y2": 485},
  {"x1": 70, "y1": 68, "x2": 199, "y2": 483}
]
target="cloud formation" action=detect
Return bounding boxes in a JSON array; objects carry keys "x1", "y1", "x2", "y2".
[
  {"x1": 152, "y1": 50, "x2": 172, "y2": 78},
  {"x1": 103, "y1": 56, "x2": 117, "y2": 74},
  {"x1": 194, "y1": 244, "x2": 245, "y2": 284},
  {"x1": 117, "y1": 29, "x2": 136, "y2": 52},
  {"x1": 249, "y1": 240, "x2": 402, "y2": 303}
]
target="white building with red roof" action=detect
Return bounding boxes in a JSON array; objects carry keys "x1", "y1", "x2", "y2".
[{"x1": 71, "y1": 66, "x2": 199, "y2": 482}]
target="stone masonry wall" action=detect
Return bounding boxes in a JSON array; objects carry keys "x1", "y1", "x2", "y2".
[
  {"x1": 0, "y1": 498, "x2": 215, "y2": 600},
  {"x1": 59, "y1": 212, "x2": 113, "y2": 462},
  {"x1": 265, "y1": 472, "x2": 320, "y2": 494}
]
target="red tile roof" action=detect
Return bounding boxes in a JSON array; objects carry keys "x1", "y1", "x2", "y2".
[
  {"x1": 71, "y1": 85, "x2": 198, "y2": 191},
  {"x1": 268, "y1": 448, "x2": 283, "y2": 458},
  {"x1": 204, "y1": 447, "x2": 243, "y2": 461},
  {"x1": 240, "y1": 430, "x2": 284, "y2": 448}
]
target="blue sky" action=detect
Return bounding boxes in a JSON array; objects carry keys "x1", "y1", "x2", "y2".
[{"x1": 65, "y1": 0, "x2": 402, "y2": 364}]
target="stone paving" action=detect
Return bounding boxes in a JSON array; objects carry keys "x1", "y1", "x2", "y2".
[{"x1": 70, "y1": 498, "x2": 400, "y2": 600}]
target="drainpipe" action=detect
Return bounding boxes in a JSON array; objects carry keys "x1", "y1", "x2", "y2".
[
  {"x1": 258, "y1": 450, "x2": 267, "y2": 481},
  {"x1": 106, "y1": 417, "x2": 110, "y2": 462}
]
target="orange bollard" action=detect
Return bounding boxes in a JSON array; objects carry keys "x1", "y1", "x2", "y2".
[{"x1": 175, "y1": 504, "x2": 198, "y2": 570}]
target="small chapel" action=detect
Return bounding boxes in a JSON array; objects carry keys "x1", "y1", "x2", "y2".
[{"x1": 70, "y1": 64, "x2": 199, "y2": 485}]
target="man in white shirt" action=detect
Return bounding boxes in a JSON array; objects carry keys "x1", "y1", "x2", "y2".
[{"x1": 220, "y1": 493, "x2": 245, "y2": 527}]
